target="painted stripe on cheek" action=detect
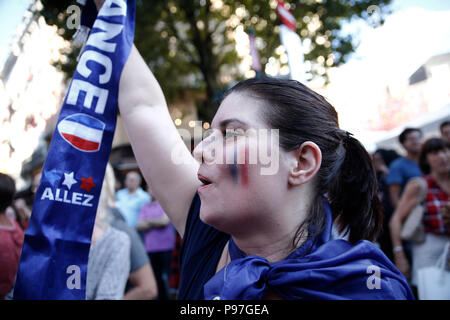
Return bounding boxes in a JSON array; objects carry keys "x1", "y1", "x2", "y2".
[
  {"x1": 228, "y1": 143, "x2": 238, "y2": 185},
  {"x1": 240, "y1": 144, "x2": 248, "y2": 187}
]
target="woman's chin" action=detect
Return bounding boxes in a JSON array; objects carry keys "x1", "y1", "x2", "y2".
[{"x1": 199, "y1": 206, "x2": 223, "y2": 230}]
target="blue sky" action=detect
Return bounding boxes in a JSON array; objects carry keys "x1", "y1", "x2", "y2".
[{"x1": 0, "y1": 0, "x2": 31, "y2": 65}]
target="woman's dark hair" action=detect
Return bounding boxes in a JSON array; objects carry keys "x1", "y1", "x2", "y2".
[
  {"x1": 0, "y1": 173, "x2": 16, "y2": 213},
  {"x1": 418, "y1": 138, "x2": 450, "y2": 174},
  {"x1": 227, "y1": 77, "x2": 382, "y2": 244}
]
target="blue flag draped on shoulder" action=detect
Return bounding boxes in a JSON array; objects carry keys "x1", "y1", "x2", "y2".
[{"x1": 13, "y1": 0, "x2": 135, "y2": 300}]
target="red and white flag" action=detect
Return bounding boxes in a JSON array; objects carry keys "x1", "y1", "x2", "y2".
[
  {"x1": 276, "y1": 1, "x2": 305, "y2": 82},
  {"x1": 276, "y1": 0, "x2": 296, "y2": 31}
]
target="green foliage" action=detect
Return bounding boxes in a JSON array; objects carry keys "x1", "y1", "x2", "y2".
[{"x1": 40, "y1": 0, "x2": 392, "y2": 122}]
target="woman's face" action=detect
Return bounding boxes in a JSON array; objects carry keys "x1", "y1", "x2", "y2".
[
  {"x1": 193, "y1": 93, "x2": 290, "y2": 236},
  {"x1": 426, "y1": 147, "x2": 450, "y2": 175}
]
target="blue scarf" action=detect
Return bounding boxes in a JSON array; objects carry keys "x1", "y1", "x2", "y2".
[
  {"x1": 13, "y1": 0, "x2": 135, "y2": 300},
  {"x1": 204, "y1": 202, "x2": 414, "y2": 300}
]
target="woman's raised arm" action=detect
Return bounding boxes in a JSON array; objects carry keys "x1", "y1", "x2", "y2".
[{"x1": 117, "y1": 45, "x2": 201, "y2": 237}]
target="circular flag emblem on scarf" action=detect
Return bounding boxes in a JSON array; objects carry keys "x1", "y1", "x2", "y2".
[{"x1": 57, "y1": 113, "x2": 105, "y2": 152}]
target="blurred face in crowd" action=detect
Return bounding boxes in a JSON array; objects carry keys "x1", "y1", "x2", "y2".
[
  {"x1": 402, "y1": 130, "x2": 422, "y2": 155},
  {"x1": 372, "y1": 152, "x2": 387, "y2": 173},
  {"x1": 441, "y1": 124, "x2": 450, "y2": 143},
  {"x1": 427, "y1": 146, "x2": 450, "y2": 175},
  {"x1": 125, "y1": 171, "x2": 141, "y2": 192}
]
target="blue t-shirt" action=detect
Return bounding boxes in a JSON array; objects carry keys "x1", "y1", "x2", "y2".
[
  {"x1": 115, "y1": 187, "x2": 151, "y2": 228},
  {"x1": 178, "y1": 193, "x2": 229, "y2": 300},
  {"x1": 386, "y1": 157, "x2": 422, "y2": 191},
  {"x1": 178, "y1": 193, "x2": 414, "y2": 300}
]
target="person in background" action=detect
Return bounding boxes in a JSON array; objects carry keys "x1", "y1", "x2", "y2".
[
  {"x1": 440, "y1": 120, "x2": 450, "y2": 144},
  {"x1": 0, "y1": 173, "x2": 24, "y2": 300},
  {"x1": 386, "y1": 128, "x2": 423, "y2": 286},
  {"x1": 372, "y1": 149, "x2": 400, "y2": 261},
  {"x1": 86, "y1": 168, "x2": 131, "y2": 300},
  {"x1": 102, "y1": 164, "x2": 158, "y2": 300},
  {"x1": 386, "y1": 128, "x2": 423, "y2": 274},
  {"x1": 390, "y1": 138, "x2": 450, "y2": 296},
  {"x1": 386, "y1": 128, "x2": 423, "y2": 208},
  {"x1": 116, "y1": 171, "x2": 150, "y2": 229},
  {"x1": 138, "y1": 183, "x2": 176, "y2": 300},
  {"x1": 12, "y1": 170, "x2": 41, "y2": 231}
]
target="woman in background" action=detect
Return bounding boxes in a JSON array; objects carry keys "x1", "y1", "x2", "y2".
[
  {"x1": 390, "y1": 138, "x2": 450, "y2": 289},
  {"x1": 86, "y1": 164, "x2": 131, "y2": 300}
]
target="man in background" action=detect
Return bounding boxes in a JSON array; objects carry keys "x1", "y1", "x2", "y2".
[
  {"x1": 116, "y1": 171, "x2": 150, "y2": 229},
  {"x1": 386, "y1": 128, "x2": 423, "y2": 208},
  {"x1": 440, "y1": 120, "x2": 450, "y2": 143}
]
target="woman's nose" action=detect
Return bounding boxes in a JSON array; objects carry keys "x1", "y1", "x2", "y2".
[{"x1": 192, "y1": 131, "x2": 218, "y2": 164}]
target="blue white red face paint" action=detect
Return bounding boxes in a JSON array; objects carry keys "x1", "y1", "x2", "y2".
[
  {"x1": 192, "y1": 127, "x2": 280, "y2": 193},
  {"x1": 228, "y1": 141, "x2": 249, "y2": 187}
]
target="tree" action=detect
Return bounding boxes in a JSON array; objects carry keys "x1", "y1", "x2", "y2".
[{"x1": 40, "y1": 0, "x2": 392, "y2": 122}]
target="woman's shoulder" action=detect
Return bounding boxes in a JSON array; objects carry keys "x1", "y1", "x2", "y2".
[
  {"x1": 313, "y1": 239, "x2": 414, "y2": 299},
  {"x1": 403, "y1": 176, "x2": 427, "y2": 196},
  {"x1": 107, "y1": 226, "x2": 130, "y2": 242},
  {"x1": 98, "y1": 226, "x2": 131, "y2": 254}
]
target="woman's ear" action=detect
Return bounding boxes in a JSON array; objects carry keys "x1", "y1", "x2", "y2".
[{"x1": 288, "y1": 141, "x2": 322, "y2": 186}]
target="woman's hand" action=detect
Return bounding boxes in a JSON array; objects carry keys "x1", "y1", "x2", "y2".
[{"x1": 394, "y1": 250, "x2": 411, "y2": 280}]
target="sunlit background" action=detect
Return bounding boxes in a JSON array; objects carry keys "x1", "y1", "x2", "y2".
[{"x1": 1, "y1": 0, "x2": 449, "y2": 188}]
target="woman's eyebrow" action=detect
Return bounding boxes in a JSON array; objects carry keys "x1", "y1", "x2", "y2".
[{"x1": 218, "y1": 118, "x2": 248, "y2": 129}]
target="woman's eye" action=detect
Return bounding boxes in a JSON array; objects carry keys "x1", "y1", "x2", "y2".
[
  {"x1": 224, "y1": 131, "x2": 237, "y2": 139},
  {"x1": 223, "y1": 128, "x2": 244, "y2": 139}
]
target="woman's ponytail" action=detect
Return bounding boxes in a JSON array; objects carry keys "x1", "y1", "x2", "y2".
[{"x1": 327, "y1": 133, "x2": 383, "y2": 243}]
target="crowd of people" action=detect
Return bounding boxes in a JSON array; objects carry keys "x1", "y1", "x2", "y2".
[
  {"x1": 0, "y1": 162, "x2": 181, "y2": 300},
  {"x1": 372, "y1": 122, "x2": 450, "y2": 297},
  {"x1": 0, "y1": 117, "x2": 449, "y2": 301}
]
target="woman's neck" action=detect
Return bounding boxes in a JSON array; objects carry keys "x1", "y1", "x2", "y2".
[
  {"x1": 406, "y1": 152, "x2": 419, "y2": 162},
  {"x1": 231, "y1": 224, "x2": 307, "y2": 264},
  {"x1": 231, "y1": 187, "x2": 312, "y2": 263},
  {"x1": 431, "y1": 170, "x2": 450, "y2": 193}
]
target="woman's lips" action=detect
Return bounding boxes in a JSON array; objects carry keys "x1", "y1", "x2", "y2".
[
  {"x1": 198, "y1": 173, "x2": 212, "y2": 184},
  {"x1": 197, "y1": 173, "x2": 214, "y2": 192}
]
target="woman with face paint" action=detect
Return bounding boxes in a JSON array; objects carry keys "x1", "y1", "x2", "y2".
[{"x1": 95, "y1": 1, "x2": 413, "y2": 300}]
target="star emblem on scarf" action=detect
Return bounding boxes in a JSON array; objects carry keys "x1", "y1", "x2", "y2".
[
  {"x1": 79, "y1": 176, "x2": 96, "y2": 193},
  {"x1": 62, "y1": 172, "x2": 77, "y2": 190}
]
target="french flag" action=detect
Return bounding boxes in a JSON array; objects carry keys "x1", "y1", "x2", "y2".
[{"x1": 57, "y1": 113, "x2": 105, "y2": 152}]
